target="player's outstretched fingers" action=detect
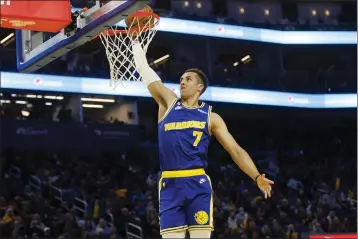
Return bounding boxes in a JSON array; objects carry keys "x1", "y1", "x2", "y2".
[
  {"x1": 262, "y1": 174, "x2": 275, "y2": 185},
  {"x1": 267, "y1": 186, "x2": 272, "y2": 198}
]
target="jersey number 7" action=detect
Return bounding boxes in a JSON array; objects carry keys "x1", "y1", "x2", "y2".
[{"x1": 193, "y1": 131, "x2": 203, "y2": 147}]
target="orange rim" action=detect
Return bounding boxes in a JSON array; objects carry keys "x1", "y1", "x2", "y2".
[{"x1": 91, "y1": 11, "x2": 160, "y2": 40}]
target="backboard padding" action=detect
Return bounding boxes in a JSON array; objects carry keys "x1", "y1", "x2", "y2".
[{"x1": 16, "y1": 0, "x2": 150, "y2": 72}]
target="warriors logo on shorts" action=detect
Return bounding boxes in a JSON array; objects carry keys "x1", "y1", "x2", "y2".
[{"x1": 194, "y1": 211, "x2": 209, "y2": 225}]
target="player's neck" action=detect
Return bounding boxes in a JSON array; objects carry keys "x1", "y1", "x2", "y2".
[{"x1": 181, "y1": 98, "x2": 199, "y2": 108}]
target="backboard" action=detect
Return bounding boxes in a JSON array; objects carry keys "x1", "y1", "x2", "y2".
[{"x1": 15, "y1": 0, "x2": 150, "y2": 73}]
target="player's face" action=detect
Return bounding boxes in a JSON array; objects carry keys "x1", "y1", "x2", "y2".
[{"x1": 179, "y1": 72, "x2": 204, "y2": 99}]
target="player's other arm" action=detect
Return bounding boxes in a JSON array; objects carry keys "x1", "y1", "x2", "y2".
[
  {"x1": 132, "y1": 42, "x2": 177, "y2": 108},
  {"x1": 210, "y1": 112, "x2": 260, "y2": 180},
  {"x1": 210, "y1": 112, "x2": 274, "y2": 197}
]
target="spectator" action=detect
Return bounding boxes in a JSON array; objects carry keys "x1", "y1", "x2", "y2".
[
  {"x1": 82, "y1": 219, "x2": 96, "y2": 238},
  {"x1": 227, "y1": 211, "x2": 239, "y2": 233}
]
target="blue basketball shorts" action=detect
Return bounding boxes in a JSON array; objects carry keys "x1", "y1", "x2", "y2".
[{"x1": 158, "y1": 168, "x2": 213, "y2": 235}]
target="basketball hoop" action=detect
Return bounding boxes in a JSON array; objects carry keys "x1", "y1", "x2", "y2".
[{"x1": 98, "y1": 10, "x2": 160, "y2": 89}]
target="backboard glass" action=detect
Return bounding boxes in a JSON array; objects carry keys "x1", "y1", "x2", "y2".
[{"x1": 16, "y1": 0, "x2": 150, "y2": 73}]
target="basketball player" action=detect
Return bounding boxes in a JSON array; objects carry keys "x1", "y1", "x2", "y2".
[{"x1": 132, "y1": 42, "x2": 274, "y2": 239}]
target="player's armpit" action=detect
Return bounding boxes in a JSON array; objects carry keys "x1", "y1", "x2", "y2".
[
  {"x1": 158, "y1": 97, "x2": 177, "y2": 122},
  {"x1": 210, "y1": 112, "x2": 261, "y2": 181}
]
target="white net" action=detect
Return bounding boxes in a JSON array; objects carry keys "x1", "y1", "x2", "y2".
[{"x1": 99, "y1": 12, "x2": 159, "y2": 89}]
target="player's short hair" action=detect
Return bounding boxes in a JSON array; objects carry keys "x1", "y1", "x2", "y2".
[{"x1": 184, "y1": 68, "x2": 209, "y2": 95}]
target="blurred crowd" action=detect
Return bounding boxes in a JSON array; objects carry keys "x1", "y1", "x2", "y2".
[
  {"x1": 0, "y1": 119, "x2": 356, "y2": 239},
  {"x1": 0, "y1": 2, "x2": 356, "y2": 239}
]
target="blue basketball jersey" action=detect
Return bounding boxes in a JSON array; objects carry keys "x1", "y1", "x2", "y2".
[{"x1": 158, "y1": 99, "x2": 212, "y2": 171}]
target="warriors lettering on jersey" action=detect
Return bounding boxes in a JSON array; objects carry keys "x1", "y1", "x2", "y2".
[{"x1": 164, "y1": 121, "x2": 206, "y2": 131}]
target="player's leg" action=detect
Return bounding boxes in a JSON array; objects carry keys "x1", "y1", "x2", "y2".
[
  {"x1": 185, "y1": 174, "x2": 213, "y2": 238},
  {"x1": 159, "y1": 177, "x2": 188, "y2": 237},
  {"x1": 160, "y1": 207, "x2": 187, "y2": 237}
]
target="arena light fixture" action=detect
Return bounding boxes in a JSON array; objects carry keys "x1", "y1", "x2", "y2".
[
  {"x1": 21, "y1": 110, "x2": 30, "y2": 117},
  {"x1": 44, "y1": 95, "x2": 63, "y2": 100},
  {"x1": 15, "y1": 100, "x2": 27, "y2": 104},
  {"x1": 241, "y1": 55, "x2": 251, "y2": 64},
  {"x1": 151, "y1": 54, "x2": 170, "y2": 67},
  {"x1": 3, "y1": 36, "x2": 15, "y2": 46},
  {"x1": 81, "y1": 98, "x2": 115, "y2": 103},
  {"x1": 25, "y1": 94, "x2": 37, "y2": 98},
  {"x1": 0, "y1": 33, "x2": 14, "y2": 45},
  {"x1": 3, "y1": 37, "x2": 15, "y2": 47},
  {"x1": 45, "y1": 102, "x2": 52, "y2": 106},
  {"x1": 82, "y1": 104, "x2": 104, "y2": 108},
  {"x1": 233, "y1": 55, "x2": 251, "y2": 67},
  {"x1": 44, "y1": 95, "x2": 57, "y2": 99}
]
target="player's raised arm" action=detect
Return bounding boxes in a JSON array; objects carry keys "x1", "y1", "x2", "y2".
[
  {"x1": 132, "y1": 41, "x2": 177, "y2": 108},
  {"x1": 210, "y1": 112, "x2": 274, "y2": 198}
]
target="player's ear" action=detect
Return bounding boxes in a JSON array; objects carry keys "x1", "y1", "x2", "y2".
[{"x1": 197, "y1": 83, "x2": 204, "y2": 93}]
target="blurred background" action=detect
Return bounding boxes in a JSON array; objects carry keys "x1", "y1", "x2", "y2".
[{"x1": 0, "y1": 0, "x2": 356, "y2": 239}]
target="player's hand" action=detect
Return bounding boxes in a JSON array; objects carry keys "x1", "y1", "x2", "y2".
[
  {"x1": 129, "y1": 31, "x2": 140, "y2": 41},
  {"x1": 256, "y1": 174, "x2": 274, "y2": 199}
]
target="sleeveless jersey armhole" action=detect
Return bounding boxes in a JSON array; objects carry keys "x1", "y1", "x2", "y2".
[
  {"x1": 207, "y1": 105, "x2": 213, "y2": 135},
  {"x1": 158, "y1": 99, "x2": 178, "y2": 123}
]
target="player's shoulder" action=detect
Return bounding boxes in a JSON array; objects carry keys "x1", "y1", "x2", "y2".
[
  {"x1": 210, "y1": 111, "x2": 224, "y2": 127},
  {"x1": 210, "y1": 111, "x2": 221, "y2": 119}
]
